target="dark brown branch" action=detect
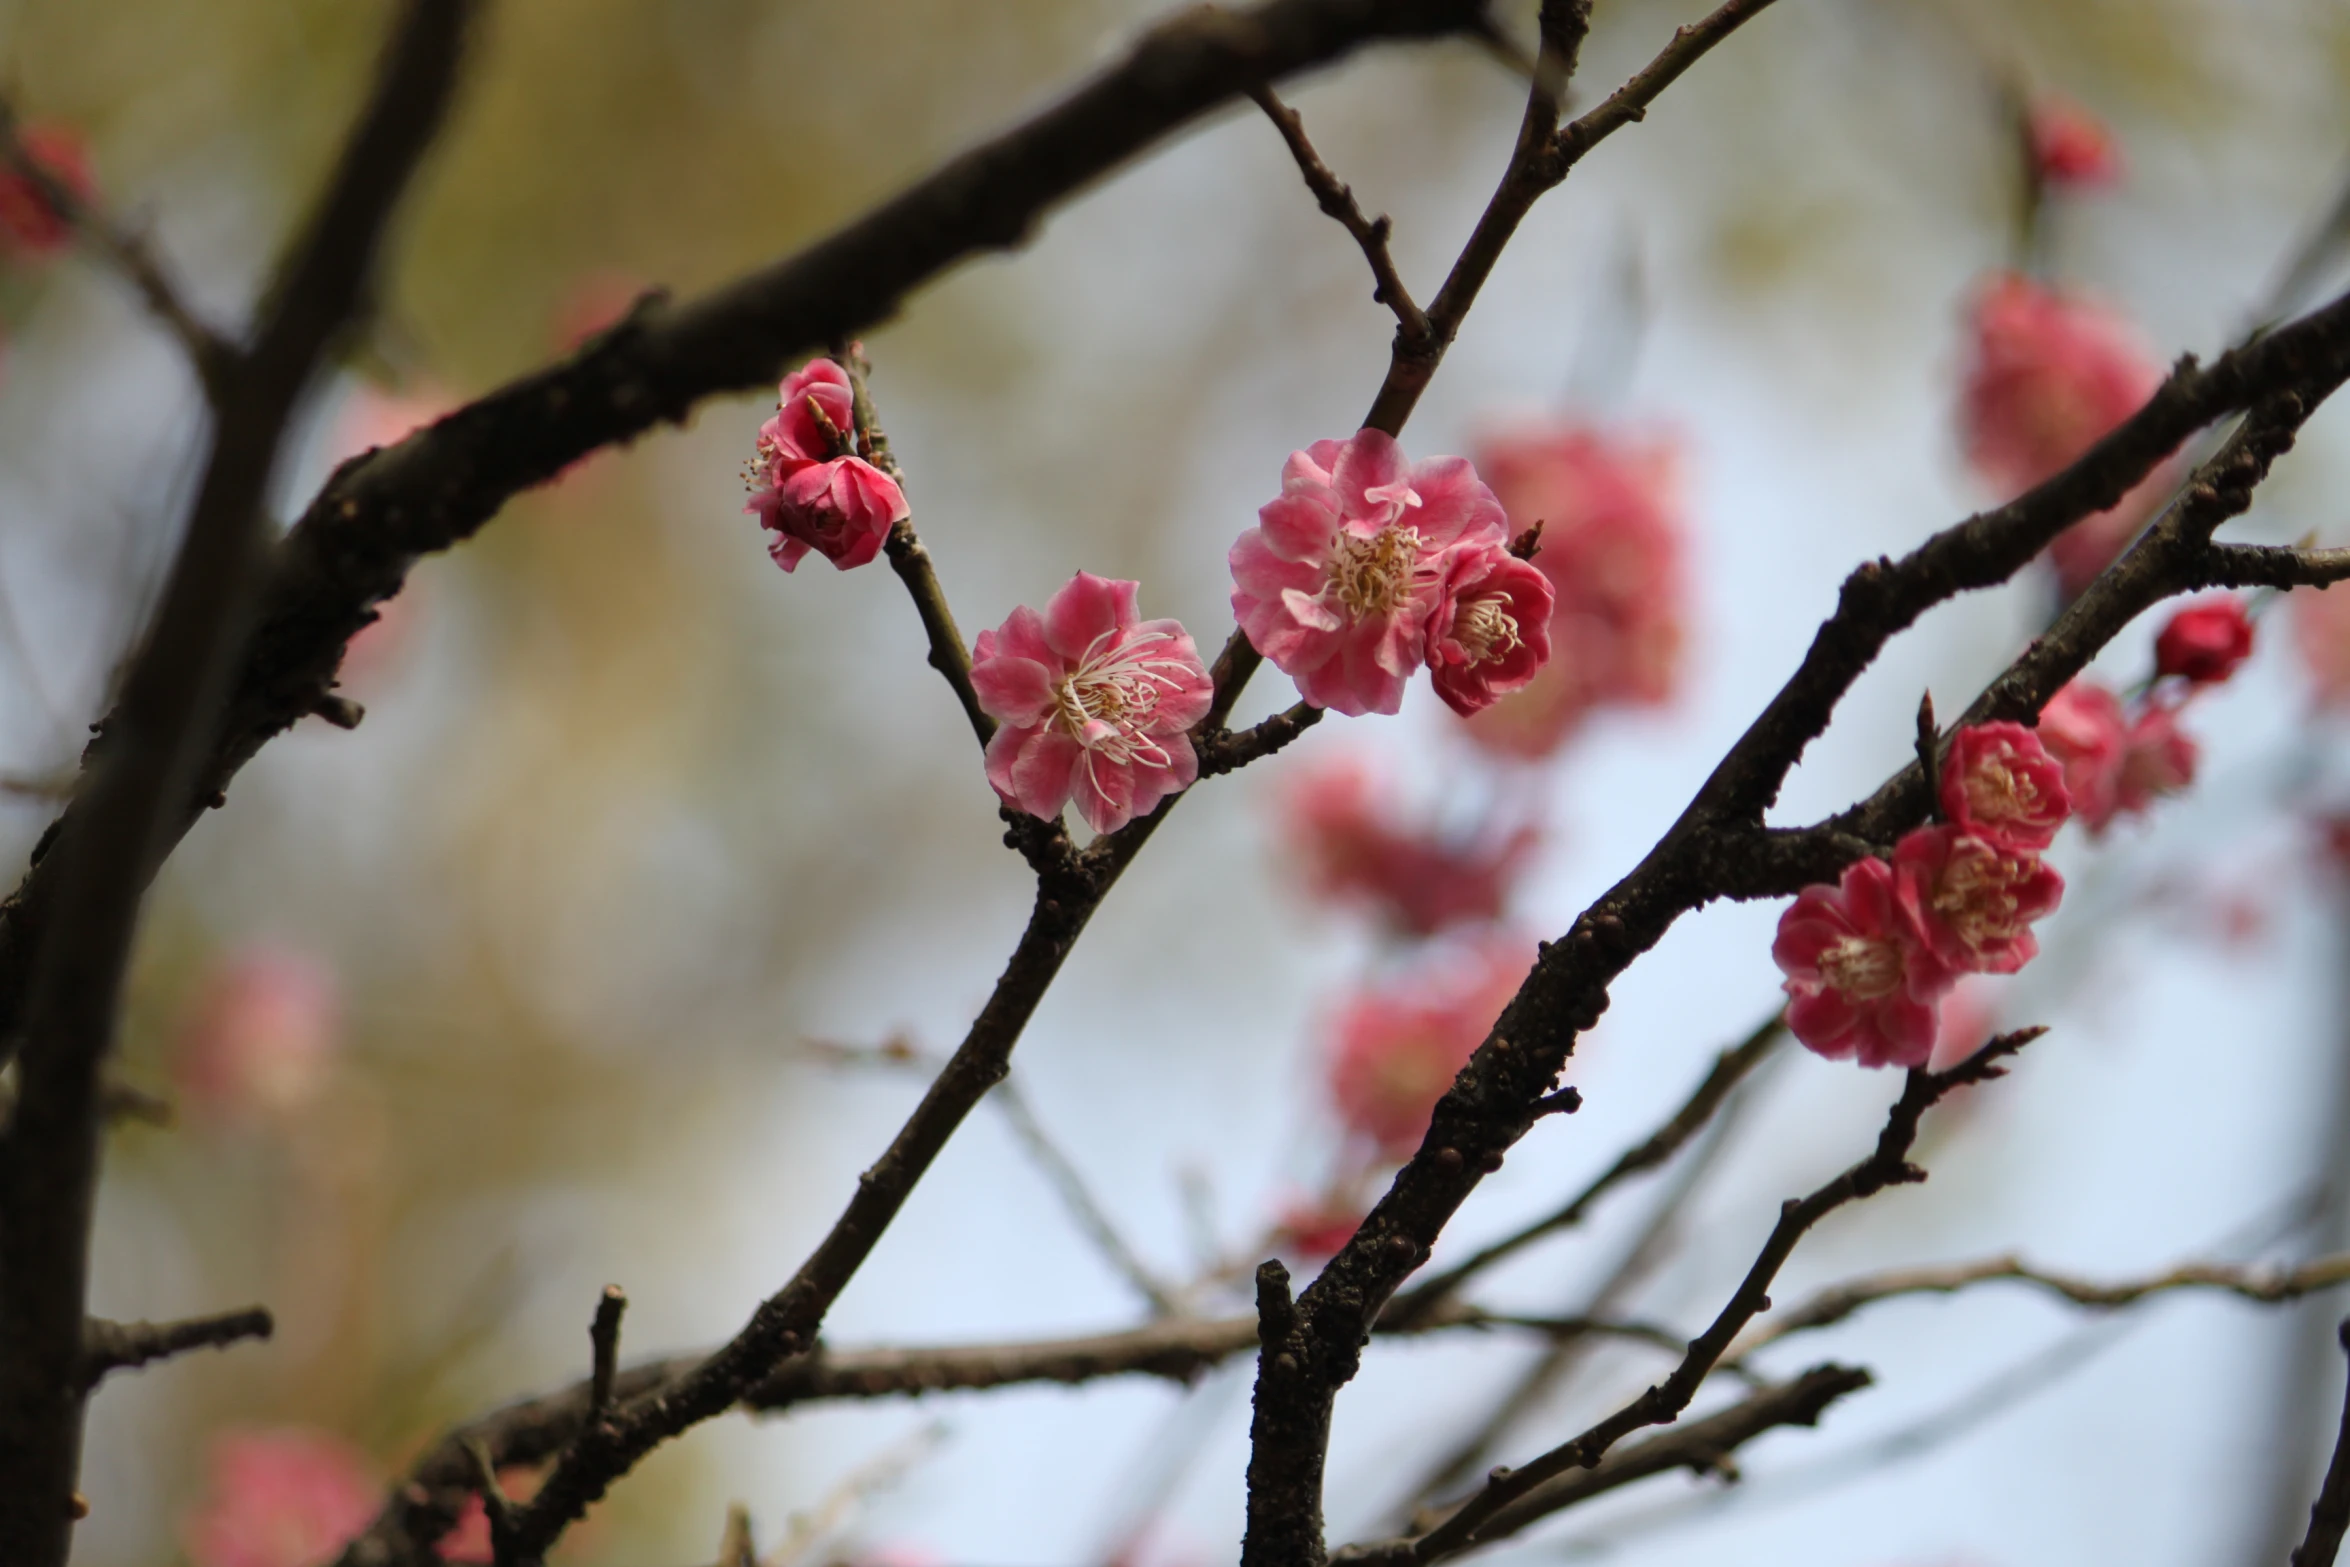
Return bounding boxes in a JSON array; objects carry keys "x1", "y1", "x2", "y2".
[
  {"x1": 2297, "y1": 1319, "x2": 2350, "y2": 1567},
  {"x1": 1334, "y1": 1364, "x2": 1873, "y2": 1566},
  {"x1": 1384, "y1": 1011, "x2": 1785, "y2": 1329},
  {"x1": 1248, "y1": 85, "x2": 1432, "y2": 342},
  {"x1": 0, "y1": 0, "x2": 1499, "y2": 1078},
  {"x1": 1398, "y1": 1032, "x2": 2037, "y2": 1565},
  {"x1": 78, "y1": 1307, "x2": 273, "y2": 1391},
  {"x1": 0, "y1": 101, "x2": 235, "y2": 391},
  {"x1": 1196, "y1": 702, "x2": 1326, "y2": 777},
  {"x1": 0, "y1": 6, "x2": 474, "y2": 1560},
  {"x1": 587, "y1": 1286, "x2": 626, "y2": 1419}
]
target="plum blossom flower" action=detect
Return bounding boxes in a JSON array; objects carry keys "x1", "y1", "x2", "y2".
[
  {"x1": 2296, "y1": 583, "x2": 2350, "y2": 707},
  {"x1": 1327, "y1": 940, "x2": 1528, "y2": 1158},
  {"x1": 0, "y1": 123, "x2": 94, "y2": 258},
  {"x1": 183, "y1": 1428, "x2": 377, "y2": 1567},
  {"x1": 1927, "y1": 977, "x2": 2005, "y2": 1074},
  {"x1": 1426, "y1": 542, "x2": 1555, "y2": 716},
  {"x1": 1281, "y1": 754, "x2": 1537, "y2": 935},
  {"x1": 172, "y1": 948, "x2": 341, "y2": 1125},
  {"x1": 1774, "y1": 855, "x2": 1954, "y2": 1068},
  {"x1": 1958, "y1": 274, "x2": 2171, "y2": 598},
  {"x1": 1941, "y1": 721, "x2": 2071, "y2": 852},
  {"x1": 1894, "y1": 824, "x2": 2065, "y2": 976},
  {"x1": 972, "y1": 572, "x2": 1212, "y2": 834},
  {"x1": 2027, "y1": 97, "x2": 2121, "y2": 188},
  {"x1": 2114, "y1": 702, "x2": 2198, "y2": 817},
  {"x1": 1274, "y1": 1194, "x2": 1364, "y2": 1259},
  {"x1": 744, "y1": 358, "x2": 908, "y2": 572},
  {"x1": 1231, "y1": 428, "x2": 1509, "y2": 716},
  {"x1": 1462, "y1": 424, "x2": 1687, "y2": 757},
  {"x1": 2155, "y1": 595, "x2": 2254, "y2": 685},
  {"x1": 2036, "y1": 680, "x2": 2198, "y2": 835}
]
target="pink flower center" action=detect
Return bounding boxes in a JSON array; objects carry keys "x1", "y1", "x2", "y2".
[
  {"x1": 1326, "y1": 525, "x2": 1428, "y2": 620},
  {"x1": 1930, "y1": 846, "x2": 2027, "y2": 949},
  {"x1": 1818, "y1": 934, "x2": 1904, "y2": 1001},
  {"x1": 1050, "y1": 628, "x2": 1193, "y2": 770},
  {"x1": 1452, "y1": 595, "x2": 1523, "y2": 665},
  {"x1": 1961, "y1": 756, "x2": 2044, "y2": 824}
]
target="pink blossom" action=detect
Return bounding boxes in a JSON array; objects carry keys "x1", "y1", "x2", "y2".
[
  {"x1": 2036, "y1": 680, "x2": 2129, "y2": 830},
  {"x1": 551, "y1": 270, "x2": 643, "y2": 351},
  {"x1": 1426, "y1": 542, "x2": 1555, "y2": 716},
  {"x1": 2294, "y1": 583, "x2": 2350, "y2": 707},
  {"x1": 2152, "y1": 595, "x2": 2254, "y2": 686},
  {"x1": 0, "y1": 123, "x2": 93, "y2": 258},
  {"x1": 972, "y1": 572, "x2": 1212, "y2": 834},
  {"x1": 1926, "y1": 977, "x2": 2003, "y2": 1074},
  {"x1": 2028, "y1": 97, "x2": 2121, "y2": 188},
  {"x1": 183, "y1": 1429, "x2": 378, "y2": 1567},
  {"x1": 1231, "y1": 428, "x2": 1508, "y2": 716},
  {"x1": 172, "y1": 948, "x2": 340, "y2": 1125},
  {"x1": 433, "y1": 1467, "x2": 542, "y2": 1564},
  {"x1": 1460, "y1": 424, "x2": 1687, "y2": 757},
  {"x1": 2114, "y1": 702, "x2": 2198, "y2": 816},
  {"x1": 1281, "y1": 754, "x2": 1537, "y2": 936},
  {"x1": 744, "y1": 358, "x2": 908, "y2": 572},
  {"x1": 1957, "y1": 274, "x2": 2172, "y2": 598},
  {"x1": 1941, "y1": 721, "x2": 2071, "y2": 852},
  {"x1": 1894, "y1": 825, "x2": 2064, "y2": 976},
  {"x1": 1274, "y1": 1194, "x2": 1364, "y2": 1259},
  {"x1": 1775, "y1": 855, "x2": 1953, "y2": 1068},
  {"x1": 1327, "y1": 941, "x2": 1528, "y2": 1158}
]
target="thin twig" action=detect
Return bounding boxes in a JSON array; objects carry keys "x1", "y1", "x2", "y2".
[
  {"x1": 1248, "y1": 85, "x2": 1431, "y2": 342},
  {"x1": 991, "y1": 1075, "x2": 1180, "y2": 1316},
  {"x1": 1913, "y1": 691, "x2": 1940, "y2": 820},
  {"x1": 0, "y1": 101, "x2": 235, "y2": 392},
  {"x1": 78, "y1": 1306, "x2": 273, "y2": 1391},
  {"x1": 2294, "y1": 1319, "x2": 2350, "y2": 1567},
  {"x1": 588, "y1": 1286, "x2": 627, "y2": 1419},
  {"x1": 1194, "y1": 702, "x2": 1325, "y2": 777}
]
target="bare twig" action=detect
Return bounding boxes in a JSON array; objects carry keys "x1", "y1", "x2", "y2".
[
  {"x1": 0, "y1": 102, "x2": 235, "y2": 390},
  {"x1": 1195, "y1": 702, "x2": 1326, "y2": 777},
  {"x1": 78, "y1": 1307, "x2": 273, "y2": 1391},
  {"x1": 2294, "y1": 1319, "x2": 2350, "y2": 1567},
  {"x1": 0, "y1": 5, "x2": 476, "y2": 1559},
  {"x1": 587, "y1": 1286, "x2": 627, "y2": 1419},
  {"x1": 1249, "y1": 85, "x2": 1432, "y2": 342},
  {"x1": 991, "y1": 1075, "x2": 1179, "y2": 1316}
]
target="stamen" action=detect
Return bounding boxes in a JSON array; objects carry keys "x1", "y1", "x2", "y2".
[{"x1": 1325, "y1": 525, "x2": 1428, "y2": 619}]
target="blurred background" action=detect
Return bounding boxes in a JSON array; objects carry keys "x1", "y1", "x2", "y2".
[{"x1": 6, "y1": 0, "x2": 2350, "y2": 1562}]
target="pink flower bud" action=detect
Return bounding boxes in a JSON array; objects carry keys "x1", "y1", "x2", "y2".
[
  {"x1": 1425, "y1": 542, "x2": 1555, "y2": 716},
  {"x1": 1894, "y1": 825, "x2": 2064, "y2": 976},
  {"x1": 1941, "y1": 721, "x2": 2071, "y2": 851},
  {"x1": 1957, "y1": 274, "x2": 2173, "y2": 598},
  {"x1": 1774, "y1": 855, "x2": 1954, "y2": 1069},
  {"x1": 171, "y1": 948, "x2": 340, "y2": 1125},
  {"x1": 1231, "y1": 429, "x2": 1509, "y2": 716},
  {"x1": 744, "y1": 359, "x2": 908, "y2": 572},
  {"x1": 1281, "y1": 755, "x2": 1537, "y2": 936},
  {"x1": 1327, "y1": 941, "x2": 1527, "y2": 1158},
  {"x1": 2154, "y1": 595, "x2": 2254, "y2": 685},
  {"x1": 0, "y1": 123, "x2": 93, "y2": 258},
  {"x1": 183, "y1": 1429, "x2": 377, "y2": 1567},
  {"x1": 972, "y1": 572, "x2": 1213, "y2": 834},
  {"x1": 1460, "y1": 424, "x2": 1687, "y2": 757},
  {"x1": 2028, "y1": 96, "x2": 2121, "y2": 188}
]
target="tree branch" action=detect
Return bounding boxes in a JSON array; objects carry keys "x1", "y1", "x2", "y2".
[
  {"x1": 1248, "y1": 85, "x2": 1431, "y2": 343},
  {"x1": 78, "y1": 1307, "x2": 273, "y2": 1391},
  {"x1": 0, "y1": 6, "x2": 475, "y2": 1560},
  {"x1": 2297, "y1": 1319, "x2": 2350, "y2": 1567}
]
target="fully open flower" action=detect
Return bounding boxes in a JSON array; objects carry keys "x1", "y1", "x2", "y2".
[
  {"x1": 2154, "y1": 595, "x2": 2254, "y2": 686},
  {"x1": 1328, "y1": 940, "x2": 1528, "y2": 1158},
  {"x1": 0, "y1": 123, "x2": 93, "y2": 258},
  {"x1": 2028, "y1": 96, "x2": 2121, "y2": 188},
  {"x1": 1774, "y1": 855, "x2": 1954, "y2": 1068},
  {"x1": 1942, "y1": 721, "x2": 2071, "y2": 851},
  {"x1": 1282, "y1": 754, "x2": 1538, "y2": 936},
  {"x1": 1463, "y1": 424, "x2": 1686, "y2": 757},
  {"x1": 972, "y1": 572, "x2": 1212, "y2": 834},
  {"x1": 183, "y1": 1429, "x2": 378, "y2": 1567},
  {"x1": 1958, "y1": 274, "x2": 2171, "y2": 598},
  {"x1": 1231, "y1": 428, "x2": 1507, "y2": 715},
  {"x1": 1426, "y1": 542, "x2": 1555, "y2": 716},
  {"x1": 1895, "y1": 824, "x2": 2064, "y2": 975},
  {"x1": 744, "y1": 358, "x2": 908, "y2": 572}
]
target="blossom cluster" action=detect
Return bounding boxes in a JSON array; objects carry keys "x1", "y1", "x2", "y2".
[
  {"x1": 1281, "y1": 755, "x2": 1537, "y2": 936},
  {"x1": 744, "y1": 358, "x2": 910, "y2": 573}
]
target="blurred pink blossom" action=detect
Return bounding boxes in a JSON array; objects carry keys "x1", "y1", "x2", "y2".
[
  {"x1": 1926, "y1": 977, "x2": 2003, "y2": 1073},
  {"x1": 2114, "y1": 701, "x2": 2198, "y2": 817},
  {"x1": 1327, "y1": 940, "x2": 1528, "y2": 1158},
  {"x1": 1775, "y1": 855, "x2": 1953, "y2": 1069},
  {"x1": 1231, "y1": 428, "x2": 1508, "y2": 716},
  {"x1": 1426, "y1": 542, "x2": 1554, "y2": 716},
  {"x1": 2027, "y1": 96, "x2": 2121, "y2": 188},
  {"x1": 171, "y1": 948, "x2": 340, "y2": 1125},
  {"x1": 1461, "y1": 423, "x2": 1687, "y2": 758},
  {"x1": 182, "y1": 1428, "x2": 377, "y2": 1567},
  {"x1": 550, "y1": 270, "x2": 643, "y2": 350},
  {"x1": 1941, "y1": 720, "x2": 2071, "y2": 852},
  {"x1": 2155, "y1": 595, "x2": 2254, "y2": 686},
  {"x1": 2293, "y1": 583, "x2": 2350, "y2": 706},
  {"x1": 1957, "y1": 273, "x2": 2171, "y2": 598},
  {"x1": 972, "y1": 572, "x2": 1212, "y2": 834},
  {"x1": 2037, "y1": 680, "x2": 2130, "y2": 830},
  {"x1": 0, "y1": 123, "x2": 94, "y2": 258},
  {"x1": 744, "y1": 358, "x2": 908, "y2": 572},
  {"x1": 1273, "y1": 1194, "x2": 1364, "y2": 1260},
  {"x1": 1281, "y1": 754, "x2": 1537, "y2": 936},
  {"x1": 1894, "y1": 824, "x2": 2065, "y2": 976}
]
